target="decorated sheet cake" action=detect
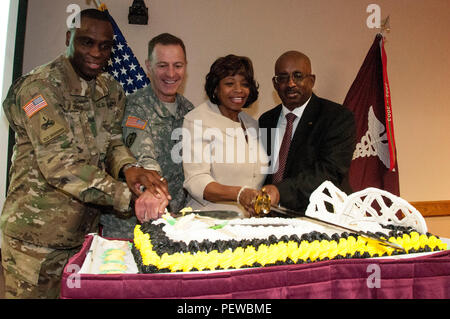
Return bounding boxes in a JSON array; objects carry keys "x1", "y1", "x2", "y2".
[{"x1": 132, "y1": 182, "x2": 447, "y2": 273}]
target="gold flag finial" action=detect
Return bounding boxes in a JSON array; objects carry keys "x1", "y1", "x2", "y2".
[
  {"x1": 89, "y1": 0, "x2": 107, "y2": 11},
  {"x1": 98, "y1": 3, "x2": 108, "y2": 11},
  {"x1": 380, "y1": 15, "x2": 391, "y2": 35}
]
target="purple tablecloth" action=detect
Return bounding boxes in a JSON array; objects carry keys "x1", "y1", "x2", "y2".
[{"x1": 60, "y1": 235, "x2": 450, "y2": 299}]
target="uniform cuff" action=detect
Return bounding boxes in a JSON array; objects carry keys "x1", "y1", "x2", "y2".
[
  {"x1": 111, "y1": 157, "x2": 137, "y2": 180},
  {"x1": 113, "y1": 182, "x2": 132, "y2": 213},
  {"x1": 140, "y1": 161, "x2": 162, "y2": 175}
]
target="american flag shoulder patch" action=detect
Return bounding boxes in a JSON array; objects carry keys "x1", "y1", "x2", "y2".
[
  {"x1": 125, "y1": 116, "x2": 147, "y2": 130},
  {"x1": 22, "y1": 94, "x2": 48, "y2": 118}
]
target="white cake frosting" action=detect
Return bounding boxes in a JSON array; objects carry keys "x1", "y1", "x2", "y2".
[
  {"x1": 154, "y1": 214, "x2": 390, "y2": 246},
  {"x1": 151, "y1": 181, "x2": 430, "y2": 247}
]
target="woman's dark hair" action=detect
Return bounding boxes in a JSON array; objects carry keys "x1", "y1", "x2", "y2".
[{"x1": 205, "y1": 54, "x2": 259, "y2": 108}]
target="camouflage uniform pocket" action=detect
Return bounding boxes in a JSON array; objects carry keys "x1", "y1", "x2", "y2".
[
  {"x1": 64, "y1": 111, "x2": 97, "y2": 163},
  {"x1": 2, "y1": 235, "x2": 79, "y2": 298},
  {"x1": 1, "y1": 235, "x2": 54, "y2": 286}
]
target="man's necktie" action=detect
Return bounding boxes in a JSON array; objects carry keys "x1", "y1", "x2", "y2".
[{"x1": 272, "y1": 113, "x2": 297, "y2": 184}]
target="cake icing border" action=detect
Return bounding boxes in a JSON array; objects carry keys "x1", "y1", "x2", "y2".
[{"x1": 132, "y1": 221, "x2": 447, "y2": 274}]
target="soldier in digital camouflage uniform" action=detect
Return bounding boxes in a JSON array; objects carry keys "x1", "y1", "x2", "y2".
[
  {"x1": 100, "y1": 33, "x2": 194, "y2": 239},
  {"x1": 1, "y1": 9, "x2": 168, "y2": 299}
]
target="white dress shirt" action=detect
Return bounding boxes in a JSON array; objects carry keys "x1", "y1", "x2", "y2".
[{"x1": 272, "y1": 96, "x2": 311, "y2": 170}]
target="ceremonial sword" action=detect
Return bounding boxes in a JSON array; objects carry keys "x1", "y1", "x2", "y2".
[{"x1": 254, "y1": 192, "x2": 405, "y2": 252}]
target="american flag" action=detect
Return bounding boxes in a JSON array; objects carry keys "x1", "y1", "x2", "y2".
[
  {"x1": 104, "y1": 10, "x2": 150, "y2": 95},
  {"x1": 23, "y1": 95, "x2": 48, "y2": 118},
  {"x1": 125, "y1": 115, "x2": 147, "y2": 130}
]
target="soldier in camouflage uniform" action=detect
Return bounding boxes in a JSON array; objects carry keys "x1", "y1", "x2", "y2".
[
  {"x1": 1, "y1": 9, "x2": 168, "y2": 299},
  {"x1": 100, "y1": 33, "x2": 194, "y2": 239}
]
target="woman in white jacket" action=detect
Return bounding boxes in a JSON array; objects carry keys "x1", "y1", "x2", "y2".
[{"x1": 182, "y1": 55, "x2": 269, "y2": 217}]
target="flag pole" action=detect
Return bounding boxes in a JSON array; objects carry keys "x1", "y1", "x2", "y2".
[
  {"x1": 379, "y1": 15, "x2": 390, "y2": 39},
  {"x1": 376, "y1": 16, "x2": 397, "y2": 171},
  {"x1": 93, "y1": 0, "x2": 106, "y2": 11}
]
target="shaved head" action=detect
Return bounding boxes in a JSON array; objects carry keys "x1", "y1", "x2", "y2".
[
  {"x1": 275, "y1": 51, "x2": 312, "y2": 75},
  {"x1": 273, "y1": 50, "x2": 315, "y2": 110}
]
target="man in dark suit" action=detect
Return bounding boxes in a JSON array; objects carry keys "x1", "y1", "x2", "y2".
[{"x1": 259, "y1": 51, "x2": 356, "y2": 212}]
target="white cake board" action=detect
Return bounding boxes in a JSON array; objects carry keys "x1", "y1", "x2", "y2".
[{"x1": 79, "y1": 234, "x2": 138, "y2": 274}]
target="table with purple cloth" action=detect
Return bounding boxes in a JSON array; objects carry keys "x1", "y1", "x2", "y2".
[{"x1": 60, "y1": 235, "x2": 450, "y2": 299}]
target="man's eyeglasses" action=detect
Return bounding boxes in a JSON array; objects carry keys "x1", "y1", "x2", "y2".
[{"x1": 273, "y1": 72, "x2": 313, "y2": 85}]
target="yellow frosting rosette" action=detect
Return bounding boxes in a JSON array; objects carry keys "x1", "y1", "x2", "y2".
[
  {"x1": 287, "y1": 241, "x2": 300, "y2": 263},
  {"x1": 242, "y1": 246, "x2": 257, "y2": 267}
]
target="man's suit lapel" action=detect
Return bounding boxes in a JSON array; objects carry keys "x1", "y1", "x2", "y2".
[
  {"x1": 259, "y1": 105, "x2": 281, "y2": 184},
  {"x1": 260, "y1": 104, "x2": 282, "y2": 158}
]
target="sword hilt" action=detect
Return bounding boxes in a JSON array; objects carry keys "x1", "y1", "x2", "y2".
[{"x1": 254, "y1": 189, "x2": 271, "y2": 216}]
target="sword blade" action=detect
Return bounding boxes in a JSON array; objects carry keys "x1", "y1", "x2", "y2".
[
  {"x1": 269, "y1": 206, "x2": 405, "y2": 252},
  {"x1": 170, "y1": 210, "x2": 239, "y2": 220}
]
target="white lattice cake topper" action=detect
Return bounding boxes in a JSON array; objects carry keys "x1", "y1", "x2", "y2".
[{"x1": 305, "y1": 181, "x2": 428, "y2": 234}]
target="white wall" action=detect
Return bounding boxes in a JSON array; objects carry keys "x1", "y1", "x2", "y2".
[
  {"x1": 6, "y1": 0, "x2": 450, "y2": 203},
  {"x1": 1, "y1": 0, "x2": 19, "y2": 246}
]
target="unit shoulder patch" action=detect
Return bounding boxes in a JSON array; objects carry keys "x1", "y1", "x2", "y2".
[
  {"x1": 125, "y1": 132, "x2": 137, "y2": 148},
  {"x1": 38, "y1": 112, "x2": 66, "y2": 144}
]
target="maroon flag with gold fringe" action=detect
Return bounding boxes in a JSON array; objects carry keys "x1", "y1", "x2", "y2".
[{"x1": 343, "y1": 34, "x2": 400, "y2": 195}]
